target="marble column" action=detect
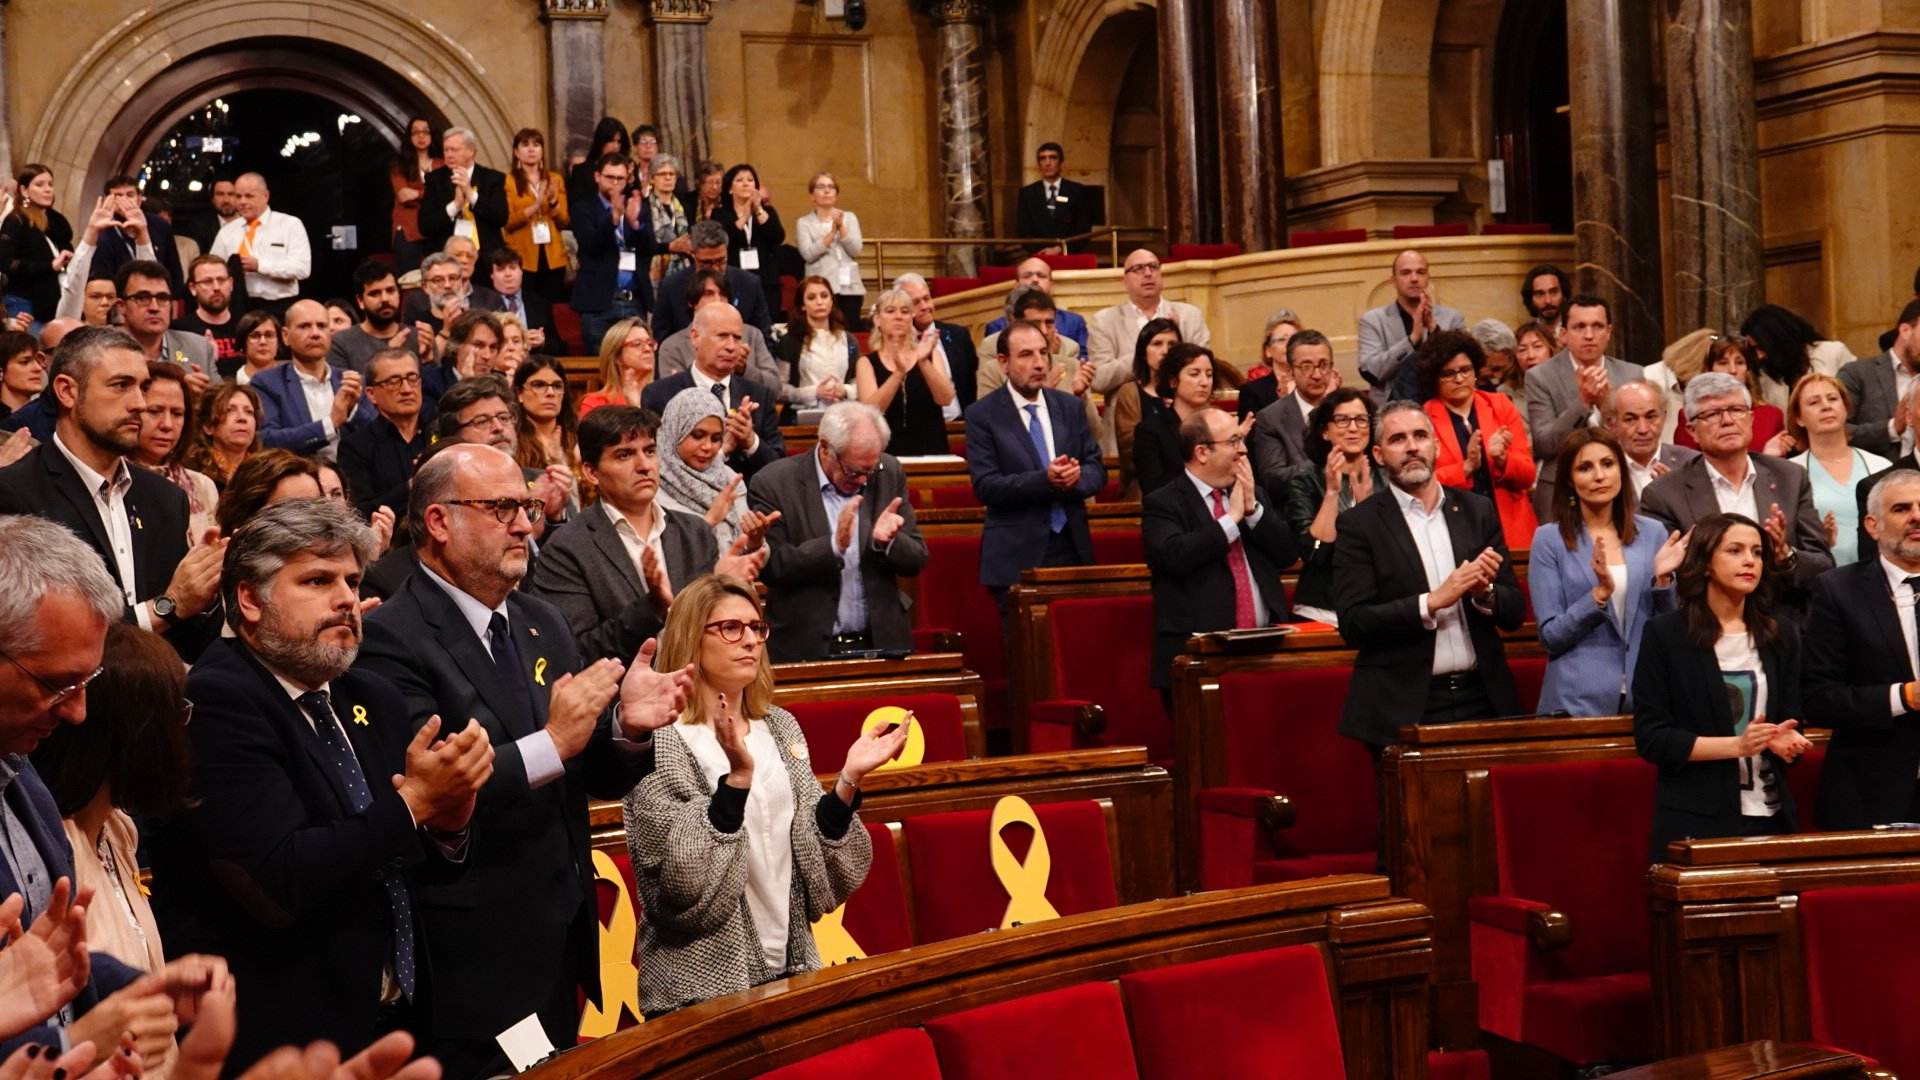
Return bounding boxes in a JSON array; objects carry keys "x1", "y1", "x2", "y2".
[
  {"x1": 1664, "y1": 0, "x2": 1762, "y2": 333},
  {"x1": 649, "y1": 0, "x2": 713, "y2": 171},
  {"x1": 1567, "y1": 0, "x2": 1665, "y2": 367},
  {"x1": 1213, "y1": 0, "x2": 1283, "y2": 252},
  {"x1": 927, "y1": 0, "x2": 993, "y2": 275},
  {"x1": 542, "y1": 0, "x2": 608, "y2": 166},
  {"x1": 1157, "y1": 0, "x2": 1216, "y2": 246},
  {"x1": 0, "y1": 0, "x2": 13, "y2": 181}
]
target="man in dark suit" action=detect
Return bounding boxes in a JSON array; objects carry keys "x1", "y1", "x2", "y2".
[
  {"x1": 253, "y1": 299, "x2": 377, "y2": 459},
  {"x1": 1524, "y1": 295, "x2": 1643, "y2": 515},
  {"x1": 1837, "y1": 298, "x2": 1920, "y2": 459},
  {"x1": 897, "y1": 272, "x2": 980, "y2": 411},
  {"x1": 152, "y1": 500, "x2": 492, "y2": 1071},
  {"x1": 1249, "y1": 329, "x2": 1339, "y2": 488},
  {"x1": 417, "y1": 127, "x2": 509, "y2": 263},
  {"x1": 1608, "y1": 379, "x2": 1700, "y2": 497},
  {"x1": 525, "y1": 405, "x2": 742, "y2": 662},
  {"x1": 1335, "y1": 402, "x2": 1526, "y2": 749},
  {"x1": 641, "y1": 303, "x2": 784, "y2": 479},
  {"x1": 398, "y1": 248, "x2": 506, "y2": 337},
  {"x1": 1143, "y1": 407, "x2": 1297, "y2": 689},
  {"x1": 651, "y1": 220, "x2": 773, "y2": 342},
  {"x1": 1014, "y1": 142, "x2": 1092, "y2": 251},
  {"x1": 749, "y1": 401, "x2": 928, "y2": 662},
  {"x1": 0, "y1": 328, "x2": 224, "y2": 657},
  {"x1": 353, "y1": 443, "x2": 692, "y2": 1078},
  {"x1": 1855, "y1": 381, "x2": 1920, "y2": 556},
  {"x1": 965, "y1": 320, "x2": 1107, "y2": 610},
  {"x1": 572, "y1": 154, "x2": 656, "y2": 355},
  {"x1": 488, "y1": 248, "x2": 564, "y2": 352},
  {"x1": 338, "y1": 347, "x2": 431, "y2": 523},
  {"x1": 1807, "y1": 468, "x2": 1920, "y2": 829}
]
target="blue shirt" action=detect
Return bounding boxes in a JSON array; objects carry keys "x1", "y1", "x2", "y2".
[{"x1": 815, "y1": 452, "x2": 867, "y2": 634}]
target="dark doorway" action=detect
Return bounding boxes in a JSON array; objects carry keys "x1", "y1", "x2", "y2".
[{"x1": 1491, "y1": 0, "x2": 1572, "y2": 232}]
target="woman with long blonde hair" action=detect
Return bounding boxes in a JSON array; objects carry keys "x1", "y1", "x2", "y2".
[{"x1": 578, "y1": 317, "x2": 655, "y2": 419}]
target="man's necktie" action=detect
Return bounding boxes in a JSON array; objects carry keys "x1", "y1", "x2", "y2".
[
  {"x1": 487, "y1": 613, "x2": 539, "y2": 735},
  {"x1": 1046, "y1": 183, "x2": 1057, "y2": 214},
  {"x1": 295, "y1": 691, "x2": 416, "y2": 998},
  {"x1": 1025, "y1": 403, "x2": 1066, "y2": 533},
  {"x1": 239, "y1": 219, "x2": 259, "y2": 259},
  {"x1": 1212, "y1": 489, "x2": 1259, "y2": 629},
  {"x1": 712, "y1": 383, "x2": 728, "y2": 406}
]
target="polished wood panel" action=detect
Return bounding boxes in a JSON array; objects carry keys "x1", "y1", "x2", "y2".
[{"x1": 1607, "y1": 1042, "x2": 1875, "y2": 1079}]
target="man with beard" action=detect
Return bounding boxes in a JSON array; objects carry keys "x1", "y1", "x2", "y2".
[
  {"x1": 1519, "y1": 263, "x2": 1570, "y2": 340},
  {"x1": 151, "y1": 498, "x2": 494, "y2": 1071},
  {"x1": 354, "y1": 443, "x2": 694, "y2": 1078},
  {"x1": 1334, "y1": 401, "x2": 1525, "y2": 751},
  {"x1": 254, "y1": 299, "x2": 373, "y2": 459},
  {"x1": 0, "y1": 327, "x2": 225, "y2": 656},
  {"x1": 177, "y1": 254, "x2": 245, "y2": 373},
  {"x1": 399, "y1": 250, "x2": 504, "y2": 339},
  {"x1": 329, "y1": 261, "x2": 417, "y2": 377}
]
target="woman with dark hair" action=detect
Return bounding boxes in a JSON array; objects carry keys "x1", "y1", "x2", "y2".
[
  {"x1": 389, "y1": 117, "x2": 441, "y2": 274},
  {"x1": 213, "y1": 448, "x2": 322, "y2": 537},
  {"x1": 183, "y1": 381, "x2": 264, "y2": 492},
  {"x1": 231, "y1": 308, "x2": 283, "y2": 383},
  {"x1": 0, "y1": 163, "x2": 74, "y2": 324},
  {"x1": 504, "y1": 128, "x2": 570, "y2": 302},
  {"x1": 1673, "y1": 335, "x2": 1787, "y2": 453},
  {"x1": 514, "y1": 355, "x2": 580, "y2": 476},
  {"x1": 1283, "y1": 388, "x2": 1381, "y2": 625},
  {"x1": 713, "y1": 163, "x2": 786, "y2": 320},
  {"x1": 1109, "y1": 318, "x2": 1182, "y2": 499},
  {"x1": 1741, "y1": 303, "x2": 1851, "y2": 409},
  {"x1": 568, "y1": 116, "x2": 631, "y2": 211},
  {"x1": 1531, "y1": 428, "x2": 1687, "y2": 715},
  {"x1": 1633, "y1": 512, "x2": 1814, "y2": 859},
  {"x1": 1132, "y1": 342, "x2": 1223, "y2": 497},
  {"x1": 778, "y1": 275, "x2": 857, "y2": 407},
  {"x1": 136, "y1": 361, "x2": 219, "y2": 543},
  {"x1": 692, "y1": 160, "x2": 726, "y2": 222},
  {"x1": 1417, "y1": 328, "x2": 1537, "y2": 549},
  {"x1": 0, "y1": 330, "x2": 45, "y2": 422}
]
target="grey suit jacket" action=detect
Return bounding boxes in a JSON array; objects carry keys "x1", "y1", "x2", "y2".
[
  {"x1": 1526, "y1": 351, "x2": 1645, "y2": 517},
  {"x1": 1637, "y1": 453, "x2": 1835, "y2": 595},
  {"x1": 159, "y1": 329, "x2": 218, "y2": 378},
  {"x1": 747, "y1": 448, "x2": 928, "y2": 663},
  {"x1": 654, "y1": 324, "x2": 785, "y2": 401},
  {"x1": 1838, "y1": 351, "x2": 1903, "y2": 458},
  {"x1": 522, "y1": 503, "x2": 718, "y2": 662},
  {"x1": 1250, "y1": 392, "x2": 1312, "y2": 488},
  {"x1": 1356, "y1": 300, "x2": 1465, "y2": 404}
]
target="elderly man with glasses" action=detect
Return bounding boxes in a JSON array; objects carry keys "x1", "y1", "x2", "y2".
[
  {"x1": 113, "y1": 259, "x2": 214, "y2": 392},
  {"x1": 1086, "y1": 248, "x2": 1211, "y2": 395}
]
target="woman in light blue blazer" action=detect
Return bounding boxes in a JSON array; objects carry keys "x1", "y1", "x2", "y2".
[{"x1": 1531, "y1": 427, "x2": 1690, "y2": 716}]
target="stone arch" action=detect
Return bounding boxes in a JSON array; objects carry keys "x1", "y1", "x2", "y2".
[
  {"x1": 22, "y1": 0, "x2": 518, "y2": 214},
  {"x1": 1022, "y1": 0, "x2": 1156, "y2": 179},
  {"x1": 1317, "y1": 0, "x2": 1443, "y2": 164}
]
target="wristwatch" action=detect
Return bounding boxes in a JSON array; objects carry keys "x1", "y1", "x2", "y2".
[{"x1": 152, "y1": 595, "x2": 178, "y2": 619}]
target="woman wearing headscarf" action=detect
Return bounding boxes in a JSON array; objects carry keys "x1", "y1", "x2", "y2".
[{"x1": 655, "y1": 386, "x2": 780, "y2": 556}]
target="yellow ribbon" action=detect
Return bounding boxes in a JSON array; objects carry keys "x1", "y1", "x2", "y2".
[
  {"x1": 533, "y1": 658, "x2": 547, "y2": 687},
  {"x1": 989, "y1": 795, "x2": 1060, "y2": 930},
  {"x1": 861, "y1": 707, "x2": 925, "y2": 773},
  {"x1": 810, "y1": 902, "x2": 868, "y2": 967},
  {"x1": 351, "y1": 705, "x2": 369, "y2": 727},
  {"x1": 578, "y1": 850, "x2": 644, "y2": 1038}
]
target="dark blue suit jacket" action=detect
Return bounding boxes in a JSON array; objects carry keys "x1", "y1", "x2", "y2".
[
  {"x1": 641, "y1": 371, "x2": 785, "y2": 480},
  {"x1": 983, "y1": 308, "x2": 1089, "y2": 359},
  {"x1": 252, "y1": 362, "x2": 376, "y2": 454},
  {"x1": 571, "y1": 196, "x2": 654, "y2": 317},
  {"x1": 0, "y1": 395, "x2": 55, "y2": 441},
  {"x1": 0, "y1": 759, "x2": 141, "y2": 1057},
  {"x1": 964, "y1": 386, "x2": 1106, "y2": 587}
]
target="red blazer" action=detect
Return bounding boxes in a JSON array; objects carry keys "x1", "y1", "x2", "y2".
[{"x1": 1425, "y1": 391, "x2": 1539, "y2": 550}]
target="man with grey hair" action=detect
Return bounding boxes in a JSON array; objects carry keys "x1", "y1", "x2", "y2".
[
  {"x1": 1607, "y1": 378, "x2": 1698, "y2": 496},
  {"x1": 152, "y1": 498, "x2": 491, "y2": 1068},
  {"x1": 1250, "y1": 328, "x2": 1339, "y2": 486},
  {"x1": 208, "y1": 172, "x2": 310, "y2": 315},
  {"x1": 980, "y1": 256, "x2": 1091, "y2": 356},
  {"x1": 1087, "y1": 248, "x2": 1211, "y2": 394},
  {"x1": 399, "y1": 249, "x2": 505, "y2": 335},
  {"x1": 652, "y1": 218, "x2": 773, "y2": 341},
  {"x1": 978, "y1": 285, "x2": 1089, "y2": 398},
  {"x1": 895, "y1": 271, "x2": 978, "y2": 413},
  {"x1": 419, "y1": 126, "x2": 507, "y2": 259},
  {"x1": 748, "y1": 400, "x2": 928, "y2": 661},
  {"x1": 1641, "y1": 370, "x2": 1832, "y2": 599},
  {"x1": 1806, "y1": 467, "x2": 1920, "y2": 828},
  {"x1": 355, "y1": 442, "x2": 693, "y2": 1077},
  {"x1": 1468, "y1": 318, "x2": 1519, "y2": 394},
  {"x1": 642, "y1": 302, "x2": 784, "y2": 478}
]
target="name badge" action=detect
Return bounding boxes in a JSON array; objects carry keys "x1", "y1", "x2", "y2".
[
  {"x1": 454, "y1": 219, "x2": 478, "y2": 242},
  {"x1": 531, "y1": 221, "x2": 552, "y2": 246},
  {"x1": 1055, "y1": 195, "x2": 1071, "y2": 204},
  {"x1": 618, "y1": 251, "x2": 638, "y2": 273},
  {"x1": 837, "y1": 265, "x2": 855, "y2": 289},
  {"x1": 740, "y1": 250, "x2": 762, "y2": 272}
]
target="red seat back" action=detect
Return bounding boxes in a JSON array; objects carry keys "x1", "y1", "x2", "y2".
[
  {"x1": 1121, "y1": 943, "x2": 1346, "y2": 1079},
  {"x1": 1392, "y1": 223, "x2": 1470, "y2": 240},
  {"x1": 1218, "y1": 667, "x2": 1377, "y2": 858},
  {"x1": 1290, "y1": 228, "x2": 1367, "y2": 248},
  {"x1": 1484, "y1": 222, "x2": 1552, "y2": 236},
  {"x1": 925, "y1": 981, "x2": 1140, "y2": 1079},
  {"x1": 758, "y1": 1028, "x2": 944, "y2": 1079},
  {"x1": 784, "y1": 692, "x2": 971, "y2": 774},
  {"x1": 902, "y1": 800, "x2": 1118, "y2": 943},
  {"x1": 1048, "y1": 595, "x2": 1166, "y2": 760},
  {"x1": 928, "y1": 484, "x2": 981, "y2": 509},
  {"x1": 1037, "y1": 253, "x2": 1097, "y2": 272},
  {"x1": 1167, "y1": 242, "x2": 1243, "y2": 263},
  {"x1": 551, "y1": 301, "x2": 583, "y2": 354},
  {"x1": 1787, "y1": 744, "x2": 1826, "y2": 819},
  {"x1": 930, "y1": 276, "x2": 984, "y2": 298},
  {"x1": 977, "y1": 264, "x2": 1019, "y2": 285},
  {"x1": 833, "y1": 822, "x2": 913, "y2": 961},
  {"x1": 915, "y1": 533, "x2": 1006, "y2": 724},
  {"x1": 1511, "y1": 656, "x2": 1547, "y2": 714},
  {"x1": 1091, "y1": 529, "x2": 1144, "y2": 564},
  {"x1": 1489, "y1": 758, "x2": 1656, "y2": 978},
  {"x1": 1799, "y1": 883, "x2": 1920, "y2": 1080}
]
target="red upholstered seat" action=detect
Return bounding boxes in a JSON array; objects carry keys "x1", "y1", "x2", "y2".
[
  {"x1": 928, "y1": 484, "x2": 981, "y2": 509},
  {"x1": 925, "y1": 981, "x2": 1140, "y2": 1079},
  {"x1": 930, "y1": 276, "x2": 984, "y2": 298},
  {"x1": 1198, "y1": 667, "x2": 1377, "y2": 889},
  {"x1": 759, "y1": 1028, "x2": 944, "y2": 1079},
  {"x1": 1121, "y1": 944, "x2": 1346, "y2": 1079},
  {"x1": 1484, "y1": 222, "x2": 1552, "y2": 236},
  {"x1": 1034, "y1": 595, "x2": 1165, "y2": 761},
  {"x1": 1511, "y1": 656, "x2": 1547, "y2": 715},
  {"x1": 1800, "y1": 882, "x2": 1920, "y2": 1080},
  {"x1": 1786, "y1": 744, "x2": 1826, "y2": 819},
  {"x1": 1037, "y1": 253, "x2": 1097, "y2": 272},
  {"x1": 902, "y1": 800, "x2": 1118, "y2": 943},
  {"x1": 1290, "y1": 228, "x2": 1367, "y2": 248},
  {"x1": 550, "y1": 301, "x2": 583, "y2": 354},
  {"x1": 1090, "y1": 529, "x2": 1144, "y2": 564},
  {"x1": 977, "y1": 264, "x2": 1019, "y2": 284},
  {"x1": 1392, "y1": 223, "x2": 1470, "y2": 240},
  {"x1": 915, "y1": 533, "x2": 1008, "y2": 730},
  {"x1": 1427, "y1": 1049, "x2": 1490, "y2": 1080},
  {"x1": 1167, "y1": 242, "x2": 1243, "y2": 263},
  {"x1": 1470, "y1": 757, "x2": 1657, "y2": 1066},
  {"x1": 783, "y1": 692, "x2": 971, "y2": 774},
  {"x1": 832, "y1": 822, "x2": 913, "y2": 961}
]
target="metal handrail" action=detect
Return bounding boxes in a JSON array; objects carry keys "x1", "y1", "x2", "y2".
[{"x1": 864, "y1": 224, "x2": 1168, "y2": 285}]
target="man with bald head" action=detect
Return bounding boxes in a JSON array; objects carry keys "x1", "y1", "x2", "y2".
[
  {"x1": 642, "y1": 300, "x2": 784, "y2": 477},
  {"x1": 1357, "y1": 249, "x2": 1465, "y2": 404},
  {"x1": 209, "y1": 172, "x2": 311, "y2": 315},
  {"x1": 252, "y1": 298, "x2": 373, "y2": 458},
  {"x1": 1086, "y1": 247, "x2": 1211, "y2": 394},
  {"x1": 1607, "y1": 378, "x2": 1698, "y2": 496},
  {"x1": 418, "y1": 127, "x2": 509, "y2": 260},
  {"x1": 981, "y1": 256, "x2": 1090, "y2": 356}
]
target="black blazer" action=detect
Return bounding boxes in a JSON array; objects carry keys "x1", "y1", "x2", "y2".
[
  {"x1": 1015, "y1": 177, "x2": 1092, "y2": 243},
  {"x1": 570, "y1": 193, "x2": 655, "y2": 317},
  {"x1": 417, "y1": 164, "x2": 509, "y2": 257},
  {"x1": 1131, "y1": 408, "x2": 1185, "y2": 498},
  {"x1": 360, "y1": 542, "x2": 417, "y2": 602},
  {"x1": 337, "y1": 415, "x2": 429, "y2": 523},
  {"x1": 354, "y1": 574, "x2": 651, "y2": 1042},
  {"x1": 1283, "y1": 466, "x2": 1384, "y2": 614},
  {"x1": 522, "y1": 504, "x2": 717, "y2": 662},
  {"x1": 151, "y1": 638, "x2": 454, "y2": 1070},
  {"x1": 1142, "y1": 474, "x2": 1298, "y2": 687},
  {"x1": 1855, "y1": 451, "x2": 1918, "y2": 559},
  {"x1": 0, "y1": 208, "x2": 73, "y2": 320},
  {"x1": 937, "y1": 321, "x2": 981, "y2": 409},
  {"x1": 1805, "y1": 560, "x2": 1920, "y2": 829},
  {"x1": 1236, "y1": 373, "x2": 1280, "y2": 421},
  {"x1": 1633, "y1": 610, "x2": 1803, "y2": 856},
  {"x1": 641, "y1": 371, "x2": 785, "y2": 479},
  {"x1": 651, "y1": 266, "x2": 774, "y2": 341},
  {"x1": 712, "y1": 202, "x2": 787, "y2": 319},
  {"x1": 1333, "y1": 486, "x2": 1525, "y2": 745}
]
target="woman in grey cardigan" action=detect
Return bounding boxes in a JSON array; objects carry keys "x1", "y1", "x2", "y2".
[{"x1": 624, "y1": 574, "x2": 909, "y2": 1015}]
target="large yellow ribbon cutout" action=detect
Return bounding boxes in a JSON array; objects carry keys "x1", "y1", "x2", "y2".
[
  {"x1": 990, "y1": 795, "x2": 1060, "y2": 929},
  {"x1": 810, "y1": 901, "x2": 868, "y2": 967},
  {"x1": 861, "y1": 706, "x2": 924, "y2": 772},
  {"x1": 578, "y1": 850, "x2": 643, "y2": 1038}
]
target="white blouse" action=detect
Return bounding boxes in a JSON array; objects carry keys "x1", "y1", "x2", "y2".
[{"x1": 675, "y1": 715, "x2": 798, "y2": 970}]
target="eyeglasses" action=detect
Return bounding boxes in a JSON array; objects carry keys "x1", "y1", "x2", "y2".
[
  {"x1": 523, "y1": 379, "x2": 566, "y2": 394},
  {"x1": 445, "y1": 497, "x2": 545, "y2": 525},
  {"x1": 1124, "y1": 262, "x2": 1162, "y2": 275},
  {"x1": 370, "y1": 372, "x2": 422, "y2": 390},
  {"x1": 1291, "y1": 360, "x2": 1332, "y2": 374},
  {"x1": 704, "y1": 619, "x2": 771, "y2": 644},
  {"x1": 123, "y1": 291, "x2": 173, "y2": 307},
  {"x1": 1201, "y1": 435, "x2": 1246, "y2": 448},
  {"x1": 0, "y1": 648, "x2": 104, "y2": 707},
  {"x1": 1690, "y1": 405, "x2": 1752, "y2": 427},
  {"x1": 1438, "y1": 367, "x2": 1477, "y2": 382},
  {"x1": 1327, "y1": 415, "x2": 1371, "y2": 430},
  {"x1": 459, "y1": 411, "x2": 516, "y2": 431},
  {"x1": 424, "y1": 274, "x2": 460, "y2": 288},
  {"x1": 823, "y1": 443, "x2": 876, "y2": 481}
]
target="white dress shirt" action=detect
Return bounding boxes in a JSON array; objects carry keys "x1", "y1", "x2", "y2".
[
  {"x1": 1627, "y1": 454, "x2": 1658, "y2": 497},
  {"x1": 209, "y1": 209, "x2": 312, "y2": 299},
  {"x1": 51, "y1": 434, "x2": 153, "y2": 631},
  {"x1": 1007, "y1": 381, "x2": 1056, "y2": 462},
  {"x1": 675, "y1": 716, "x2": 795, "y2": 969},
  {"x1": 1391, "y1": 484, "x2": 1478, "y2": 675},
  {"x1": 1707, "y1": 458, "x2": 1761, "y2": 522},
  {"x1": 1881, "y1": 557, "x2": 1920, "y2": 719},
  {"x1": 603, "y1": 500, "x2": 672, "y2": 591},
  {"x1": 294, "y1": 363, "x2": 341, "y2": 459},
  {"x1": 1185, "y1": 468, "x2": 1268, "y2": 626}
]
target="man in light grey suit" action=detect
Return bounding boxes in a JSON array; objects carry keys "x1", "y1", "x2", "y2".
[
  {"x1": 1607, "y1": 379, "x2": 1699, "y2": 497},
  {"x1": 1837, "y1": 298, "x2": 1920, "y2": 459},
  {"x1": 523, "y1": 403, "x2": 750, "y2": 661},
  {"x1": 748, "y1": 401, "x2": 929, "y2": 662},
  {"x1": 1526, "y1": 295, "x2": 1644, "y2": 517},
  {"x1": 1249, "y1": 329, "x2": 1339, "y2": 487},
  {"x1": 1357, "y1": 249, "x2": 1464, "y2": 404},
  {"x1": 1640, "y1": 371, "x2": 1834, "y2": 601}
]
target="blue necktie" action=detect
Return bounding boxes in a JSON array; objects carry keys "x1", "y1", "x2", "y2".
[
  {"x1": 487, "y1": 613, "x2": 538, "y2": 736},
  {"x1": 296, "y1": 691, "x2": 416, "y2": 999},
  {"x1": 1025, "y1": 403, "x2": 1066, "y2": 533}
]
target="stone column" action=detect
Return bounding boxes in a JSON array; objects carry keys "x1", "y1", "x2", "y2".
[
  {"x1": 1664, "y1": 0, "x2": 1762, "y2": 333},
  {"x1": 649, "y1": 0, "x2": 714, "y2": 170},
  {"x1": 925, "y1": 0, "x2": 993, "y2": 275},
  {"x1": 1157, "y1": 0, "x2": 1215, "y2": 246},
  {"x1": 0, "y1": 0, "x2": 13, "y2": 181},
  {"x1": 1567, "y1": 0, "x2": 1665, "y2": 366},
  {"x1": 542, "y1": 0, "x2": 608, "y2": 167},
  {"x1": 1213, "y1": 0, "x2": 1283, "y2": 252}
]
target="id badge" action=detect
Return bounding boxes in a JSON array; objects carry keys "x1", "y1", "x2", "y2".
[
  {"x1": 454, "y1": 219, "x2": 478, "y2": 242},
  {"x1": 838, "y1": 265, "x2": 855, "y2": 289},
  {"x1": 740, "y1": 249, "x2": 762, "y2": 272},
  {"x1": 618, "y1": 251, "x2": 639, "y2": 273},
  {"x1": 532, "y1": 221, "x2": 552, "y2": 246}
]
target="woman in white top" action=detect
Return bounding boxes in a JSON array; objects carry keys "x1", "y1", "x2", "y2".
[
  {"x1": 793, "y1": 172, "x2": 864, "y2": 330},
  {"x1": 775, "y1": 275, "x2": 857, "y2": 408},
  {"x1": 1786, "y1": 372, "x2": 1890, "y2": 565},
  {"x1": 623, "y1": 574, "x2": 907, "y2": 1015}
]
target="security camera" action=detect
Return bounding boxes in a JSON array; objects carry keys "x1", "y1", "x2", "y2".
[{"x1": 845, "y1": 0, "x2": 866, "y2": 31}]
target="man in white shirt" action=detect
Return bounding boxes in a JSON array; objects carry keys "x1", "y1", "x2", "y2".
[
  {"x1": 1086, "y1": 248, "x2": 1211, "y2": 394},
  {"x1": 208, "y1": 173, "x2": 311, "y2": 314},
  {"x1": 1608, "y1": 379, "x2": 1699, "y2": 496}
]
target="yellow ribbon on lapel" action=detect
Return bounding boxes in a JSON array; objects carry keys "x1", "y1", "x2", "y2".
[
  {"x1": 351, "y1": 705, "x2": 369, "y2": 726},
  {"x1": 861, "y1": 707, "x2": 924, "y2": 773},
  {"x1": 578, "y1": 850, "x2": 644, "y2": 1038},
  {"x1": 533, "y1": 658, "x2": 548, "y2": 687},
  {"x1": 989, "y1": 795, "x2": 1060, "y2": 929}
]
